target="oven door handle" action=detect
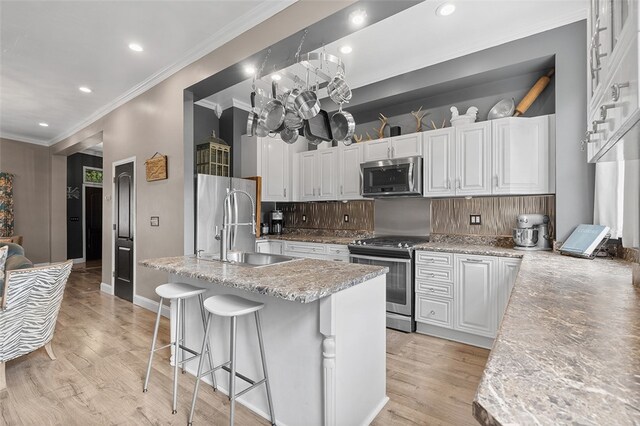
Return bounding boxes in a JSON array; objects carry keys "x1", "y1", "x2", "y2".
[
  {"x1": 349, "y1": 253, "x2": 412, "y2": 264},
  {"x1": 408, "y1": 162, "x2": 415, "y2": 192}
]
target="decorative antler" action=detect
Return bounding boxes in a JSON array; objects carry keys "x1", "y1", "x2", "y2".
[
  {"x1": 354, "y1": 134, "x2": 363, "y2": 143},
  {"x1": 365, "y1": 132, "x2": 373, "y2": 141},
  {"x1": 411, "y1": 106, "x2": 429, "y2": 132},
  {"x1": 373, "y1": 113, "x2": 389, "y2": 139}
]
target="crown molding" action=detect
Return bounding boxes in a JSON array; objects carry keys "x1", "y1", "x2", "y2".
[
  {"x1": 48, "y1": 0, "x2": 296, "y2": 146},
  {"x1": 197, "y1": 98, "x2": 251, "y2": 113},
  {"x1": 0, "y1": 131, "x2": 50, "y2": 146},
  {"x1": 195, "y1": 99, "x2": 220, "y2": 111}
]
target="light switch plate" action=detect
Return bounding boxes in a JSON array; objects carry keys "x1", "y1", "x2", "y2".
[
  {"x1": 344, "y1": 214, "x2": 349, "y2": 223},
  {"x1": 302, "y1": 215, "x2": 307, "y2": 222}
]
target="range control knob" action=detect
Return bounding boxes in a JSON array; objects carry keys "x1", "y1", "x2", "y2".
[
  {"x1": 362, "y1": 242, "x2": 367, "y2": 245},
  {"x1": 397, "y1": 243, "x2": 403, "y2": 248},
  {"x1": 356, "y1": 240, "x2": 362, "y2": 245},
  {"x1": 404, "y1": 243, "x2": 410, "y2": 248}
]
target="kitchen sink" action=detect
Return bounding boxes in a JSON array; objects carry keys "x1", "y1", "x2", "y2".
[{"x1": 196, "y1": 252, "x2": 297, "y2": 268}]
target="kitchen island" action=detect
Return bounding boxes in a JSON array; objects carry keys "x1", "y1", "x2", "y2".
[{"x1": 140, "y1": 255, "x2": 388, "y2": 426}]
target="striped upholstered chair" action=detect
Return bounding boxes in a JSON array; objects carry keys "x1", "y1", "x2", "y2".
[{"x1": 0, "y1": 260, "x2": 73, "y2": 391}]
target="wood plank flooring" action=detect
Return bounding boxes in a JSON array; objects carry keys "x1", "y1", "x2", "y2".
[{"x1": 0, "y1": 265, "x2": 489, "y2": 425}]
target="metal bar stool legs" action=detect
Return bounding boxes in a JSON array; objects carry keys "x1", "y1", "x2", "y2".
[
  {"x1": 143, "y1": 284, "x2": 218, "y2": 415},
  {"x1": 188, "y1": 295, "x2": 276, "y2": 426}
]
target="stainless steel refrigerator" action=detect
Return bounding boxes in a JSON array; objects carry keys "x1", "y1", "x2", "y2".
[{"x1": 196, "y1": 174, "x2": 256, "y2": 256}]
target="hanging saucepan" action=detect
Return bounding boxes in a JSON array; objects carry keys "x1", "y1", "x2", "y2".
[
  {"x1": 327, "y1": 73, "x2": 352, "y2": 105},
  {"x1": 330, "y1": 104, "x2": 355, "y2": 145},
  {"x1": 294, "y1": 70, "x2": 321, "y2": 120},
  {"x1": 259, "y1": 81, "x2": 286, "y2": 132},
  {"x1": 281, "y1": 126, "x2": 299, "y2": 144},
  {"x1": 246, "y1": 91, "x2": 258, "y2": 137}
]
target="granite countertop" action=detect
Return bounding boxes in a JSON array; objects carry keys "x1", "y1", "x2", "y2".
[
  {"x1": 140, "y1": 256, "x2": 387, "y2": 303},
  {"x1": 472, "y1": 251, "x2": 639, "y2": 425},
  {"x1": 414, "y1": 242, "x2": 523, "y2": 258}
]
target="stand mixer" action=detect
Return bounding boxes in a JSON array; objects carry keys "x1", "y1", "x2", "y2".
[{"x1": 513, "y1": 213, "x2": 552, "y2": 251}]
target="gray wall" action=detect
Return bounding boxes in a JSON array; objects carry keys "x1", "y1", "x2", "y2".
[
  {"x1": 193, "y1": 104, "x2": 219, "y2": 147},
  {"x1": 219, "y1": 106, "x2": 249, "y2": 177},
  {"x1": 0, "y1": 137, "x2": 52, "y2": 264}
]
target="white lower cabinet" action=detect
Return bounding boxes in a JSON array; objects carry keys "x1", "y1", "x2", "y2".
[
  {"x1": 454, "y1": 255, "x2": 497, "y2": 338},
  {"x1": 415, "y1": 250, "x2": 521, "y2": 348},
  {"x1": 255, "y1": 240, "x2": 283, "y2": 255}
]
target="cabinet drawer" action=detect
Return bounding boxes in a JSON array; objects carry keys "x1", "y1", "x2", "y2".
[
  {"x1": 415, "y1": 251, "x2": 453, "y2": 268},
  {"x1": 283, "y1": 242, "x2": 326, "y2": 255},
  {"x1": 415, "y1": 266, "x2": 453, "y2": 283},
  {"x1": 326, "y1": 245, "x2": 349, "y2": 256},
  {"x1": 416, "y1": 294, "x2": 452, "y2": 328},
  {"x1": 416, "y1": 280, "x2": 453, "y2": 298}
]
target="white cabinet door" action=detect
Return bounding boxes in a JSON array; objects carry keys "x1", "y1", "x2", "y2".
[
  {"x1": 454, "y1": 254, "x2": 497, "y2": 338},
  {"x1": 339, "y1": 144, "x2": 362, "y2": 199},
  {"x1": 317, "y1": 148, "x2": 339, "y2": 200},
  {"x1": 261, "y1": 137, "x2": 290, "y2": 201},
  {"x1": 363, "y1": 138, "x2": 391, "y2": 162},
  {"x1": 391, "y1": 133, "x2": 422, "y2": 158},
  {"x1": 298, "y1": 151, "x2": 317, "y2": 201},
  {"x1": 497, "y1": 257, "x2": 520, "y2": 323},
  {"x1": 423, "y1": 128, "x2": 456, "y2": 197},
  {"x1": 455, "y1": 122, "x2": 491, "y2": 196},
  {"x1": 492, "y1": 116, "x2": 550, "y2": 194}
]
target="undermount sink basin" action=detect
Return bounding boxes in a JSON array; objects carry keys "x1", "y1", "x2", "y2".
[{"x1": 196, "y1": 252, "x2": 296, "y2": 268}]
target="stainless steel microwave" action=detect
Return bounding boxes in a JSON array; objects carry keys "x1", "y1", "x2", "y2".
[{"x1": 361, "y1": 156, "x2": 423, "y2": 197}]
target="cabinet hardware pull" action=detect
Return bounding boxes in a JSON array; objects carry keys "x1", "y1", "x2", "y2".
[
  {"x1": 600, "y1": 104, "x2": 616, "y2": 120},
  {"x1": 387, "y1": 147, "x2": 391, "y2": 158},
  {"x1": 466, "y1": 258, "x2": 483, "y2": 263},
  {"x1": 428, "y1": 288, "x2": 435, "y2": 292},
  {"x1": 429, "y1": 310, "x2": 436, "y2": 316},
  {"x1": 611, "y1": 82, "x2": 629, "y2": 102},
  {"x1": 423, "y1": 259, "x2": 435, "y2": 263},
  {"x1": 284, "y1": 188, "x2": 287, "y2": 198},
  {"x1": 426, "y1": 273, "x2": 435, "y2": 277},
  {"x1": 391, "y1": 146, "x2": 395, "y2": 157},
  {"x1": 457, "y1": 179, "x2": 461, "y2": 189},
  {"x1": 340, "y1": 185, "x2": 343, "y2": 195},
  {"x1": 493, "y1": 175, "x2": 498, "y2": 188},
  {"x1": 447, "y1": 179, "x2": 451, "y2": 190}
]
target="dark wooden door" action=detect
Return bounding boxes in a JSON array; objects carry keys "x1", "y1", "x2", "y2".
[
  {"x1": 85, "y1": 186, "x2": 103, "y2": 261},
  {"x1": 114, "y1": 162, "x2": 134, "y2": 302}
]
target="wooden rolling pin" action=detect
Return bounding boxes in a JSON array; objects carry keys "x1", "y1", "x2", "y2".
[{"x1": 514, "y1": 68, "x2": 555, "y2": 116}]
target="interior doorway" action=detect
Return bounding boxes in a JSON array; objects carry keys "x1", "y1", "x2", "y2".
[
  {"x1": 113, "y1": 159, "x2": 135, "y2": 303},
  {"x1": 84, "y1": 183, "x2": 103, "y2": 265}
]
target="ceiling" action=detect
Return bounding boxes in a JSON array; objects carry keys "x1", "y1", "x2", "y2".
[
  {"x1": 203, "y1": 0, "x2": 587, "y2": 111},
  {"x1": 0, "y1": 0, "x2": 293, "y2": 145}
]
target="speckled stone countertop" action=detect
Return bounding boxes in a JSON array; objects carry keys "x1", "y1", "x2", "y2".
[
  {"x1": 140, "y1": 256, "x2": 387, "y2": 303},
  {"x1": 472, "y1": 251, "x2": 639, "y2": 425},
  {"x1": 414, "y1": 242, "x2": 523, "y2": 258}
]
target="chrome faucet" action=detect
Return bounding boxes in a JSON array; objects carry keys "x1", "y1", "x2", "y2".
[{"x1": 216, "y1": 189, "x2": 256, "y2": 262}]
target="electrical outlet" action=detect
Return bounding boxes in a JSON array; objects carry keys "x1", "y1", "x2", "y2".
[
  {"x1": 470, "y1": 214, "x2": 482, "y2": 225},
  {"x1": 344, "y1": 214, "x2": 349, "y2": 223},
  {"x1": 150, "y1": 216, "x2": 159, "y2": 227},
  {"x1": 302, "y1": 215, "x2": 307, "y2": 222}
]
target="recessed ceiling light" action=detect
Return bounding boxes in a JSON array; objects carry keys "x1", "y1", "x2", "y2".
[
  {"x1": 436, "y1": 3, "x2": 456, "y2": 16},
  {"x1": 38, "y1": 122, "x2": 49, "y2": 127},
  {"x1": 128, "y1": 43, "x2": 144, "y2": 52},
  {"x1": 339, "y1": 45, "x2": 353, "y2": 54},
  {"x1": 79, "y1": 86, "x2": 92, "y2": 93},
  {"x1": 271, "y1": 74, "x2": 282, "y2": 81},
  {"x1": 244, "y1": 65, "x2": 256, "y2": 76},
  {"x1": 349, "y1": 9, "x2": 367, "y2": 26}
]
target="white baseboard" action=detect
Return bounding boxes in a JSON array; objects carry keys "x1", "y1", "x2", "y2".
[
  {"x1": 72, "y1": 258, "x2": 85, "y2": 264},
  {"x1": 361, "y1": 396, "x2": 389, "y2": 426},
  {"x1": 100, "y1": 282, "x2": 113, "y2": 295},
  {"x1": 133, "y1": 294, "x2": 170, "y2": 318}
]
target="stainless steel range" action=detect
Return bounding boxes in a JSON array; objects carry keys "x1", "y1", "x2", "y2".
[{"x1": 348, "y1": 235, "x2": 429, "y2": 332}]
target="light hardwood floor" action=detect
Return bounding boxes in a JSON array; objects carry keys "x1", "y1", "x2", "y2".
[{"x1": 0, "y1": 266, "x2": 489, "y2": 425}]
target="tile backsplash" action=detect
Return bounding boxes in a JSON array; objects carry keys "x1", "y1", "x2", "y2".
[
  {"x1": 277, "y1": 200, "x2": 374, "y2": 232},
  {"x1": 431, "y1": 195, "x2": 556, "y2": 238}
]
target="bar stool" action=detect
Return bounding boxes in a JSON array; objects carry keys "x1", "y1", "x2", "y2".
[
  {"x1": 188, "y1": 294, "x2": 275, "y2": 426},
  {"x1": 143, "y1": 282, "x2": 217, "y2": 414}
]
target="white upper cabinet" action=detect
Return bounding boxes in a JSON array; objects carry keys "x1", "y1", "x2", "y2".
[
  {"x1": 297, "y1": 148, "x2": 339, "y2": 201},
  {"x1": 455, "y1": 122, "x2": 492, "y2": 196},
  {"x1": 423, "y1": 128, "x2": 456, "y2": 197},
  {"x1": 363, "y1": 134, "x2": 423, "y2": 162},
  {"x1": 454, "y1": 254, "x2": 497, "y2": 338},
  {"x1": 363, "y1": 138, "x2": 391, "y2": 162},
  {"x1": 239, "y1": 135, "x2": 304, "y2": 202},
  {"x1": 492, "y1": 115, "x2": 553, "y2": 194},
  {"x1": 391, "y1": 133, "x2": 423, "y2": 158},
  {"x1": 317, "y1": 149, "x2": 339, "y2": 200},
  {"x1": 339, "y1": 144, "x2": 363, "y2": 200}
]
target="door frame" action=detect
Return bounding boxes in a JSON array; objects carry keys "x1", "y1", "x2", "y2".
[
  {"x1": 111, "y1": 157, "x2": 136, "y2": 298},
  {"x1": 82, "y1": 166, "x2": 103, "y2": 264}
]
